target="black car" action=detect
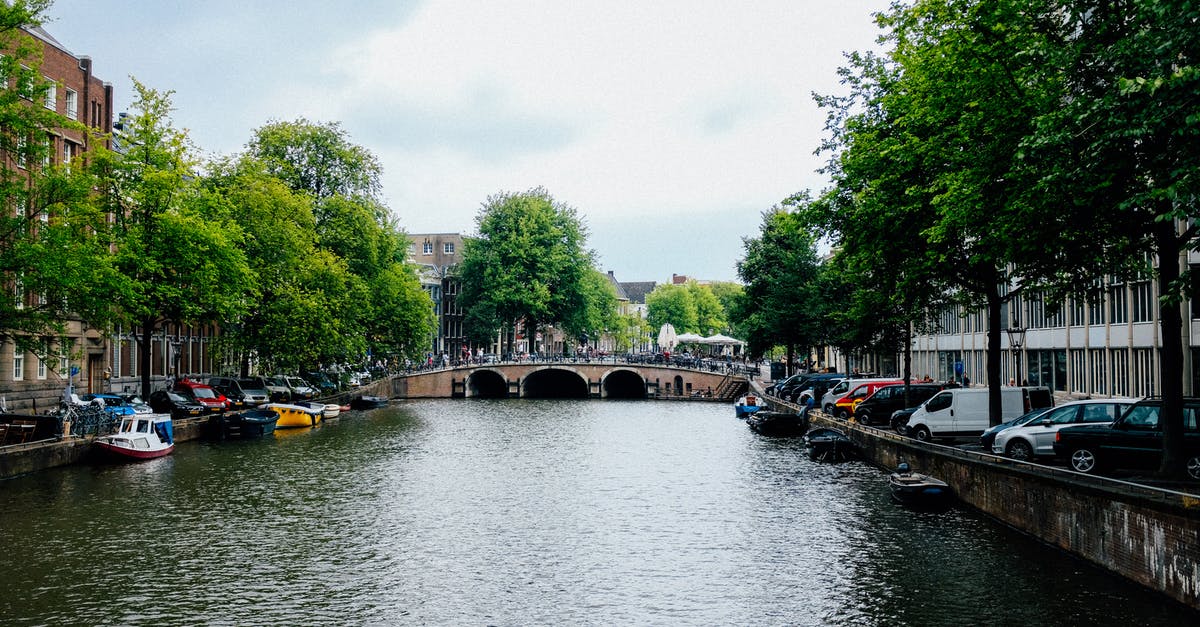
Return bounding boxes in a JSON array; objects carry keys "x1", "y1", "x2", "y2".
[
  {"x1": 148, "y1": 390, "x2": 207, "y2": 419},
  {"x1": 779, "y1": 373, "x2": 845, "y2": 403},
  {"x1": 1052, "y1": 397, "x2": 1200, "y2": 479},
  {"x1": 854, "y1": 383, "x2": 951, "y2": 426}
]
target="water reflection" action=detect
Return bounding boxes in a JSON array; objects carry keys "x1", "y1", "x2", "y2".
[{"x1": 0, "y1": 399, "x2": 1194, "y2": 625}]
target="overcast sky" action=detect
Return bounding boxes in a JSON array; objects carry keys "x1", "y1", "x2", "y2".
[{"x1": 43, "y1": 0, "x2": 890, "y2": 283}]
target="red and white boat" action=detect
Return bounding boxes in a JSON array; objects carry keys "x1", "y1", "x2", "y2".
[{"x1": 94, "y1": 414, "x2": 175, "y2": 461}]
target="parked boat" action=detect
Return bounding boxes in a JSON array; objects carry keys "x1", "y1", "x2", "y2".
[
  {"x1": 746, "y1": 411, "x2": 809, "y2": 437},
  {"x1": 94, "y1": 414, "x2": 174, "y2": 461},
  {"x1": 888, "y1": 462, "x2": 953, "y2": 507},
  {"x1": 215, "y1": 408, "x2": 280, "y2": 439},
  {"x1": 263, "y1": 403, "x2": 323, "y2": 428},
  {"x1": 297, "y1": 401, "x2": 341, "y2": 421},
  {"x1": 350, "y1": 395, "x2": 388, "y2": 410},
  {"x1": 734, "y1": 394, "x2": 764, "y2": 419},
  {"x1": 805, "y1": 427, "x2": 857, "y2": 462}
]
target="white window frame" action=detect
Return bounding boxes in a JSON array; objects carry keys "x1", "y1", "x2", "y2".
[
  {"x1": 444, "y1": 242, "x2": 455, "y2": 254},
  {"x1": 62, "y1": 141, "x2": 74, "y2": 171},
  {"x1": 13, "y1": 276, "x2": 23, "y2": 310},
  {"x1": 15, "y1": 134, "x2": 27, "y2": 168},
  {"x1": 65, "y1": 88, "x2": 77, "y2": 120},
  {"x1": 37, "y1": 353, "x2": 47, "y2": 380},
  {"x1": 13, "y1": 348, "x2": 24, "y2": 381},
  {"x1": 43, "y1": 78, "x2": 55, "y2": 110},
  {"x1": 422, "y1": 241, "x2": 433, "y2": 255}
]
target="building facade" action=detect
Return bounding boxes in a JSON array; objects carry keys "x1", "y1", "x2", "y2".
[
  {"x1": 1, "y1": 26, "x2": 114, "y2": 411},
  {"x1": 906, "y1": 254, "x2": 1200, "y2": 397},
  {"x1": 406, "y1": 233, "x2": 468, "y2": 361}
]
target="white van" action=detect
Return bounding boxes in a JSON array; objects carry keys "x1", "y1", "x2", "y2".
[{"x1": 906, "y1": 387, "x2": 1053, "y2": 442}]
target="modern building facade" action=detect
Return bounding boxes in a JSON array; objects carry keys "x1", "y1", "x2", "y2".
[{"x1": 906, "y1": 255, "x2": 1200, "y2": 398}]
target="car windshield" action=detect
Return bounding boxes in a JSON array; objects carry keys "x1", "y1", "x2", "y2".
[
  {"x1": 286, "y1": 377, "x2": 307, "y2": 388},
  {"x1": 192, "y1": 387, "x2": 217, "y2": 399},
  {"x1": 237, "y1": 379, "x2": 261, "y2": 389},
  {"x1": 1009, "y1": 408, "x2": 1050, "y2": 427},
  {"x1": 166, "y1": 392, "x2": 188, "y2": 403}
]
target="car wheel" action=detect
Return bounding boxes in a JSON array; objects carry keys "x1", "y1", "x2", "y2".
[
  {"x1": 836, "y1": 408, "x2": 849, "y2": 420},
  {"x1": 1069, "y1": 448, "x2": 1100, "y2": 474},
  {"x1": 1006, "y1": 439, "x2": 1034, "y2": 461},
  {"x1": 857, "y1": 410, "x2": 871, "y2": 426},
  {"x1": 913, "y1": 425, "x2": 932, "y2": 442},
  {"x1": 1186, "y1": 455, "x2": 1200, "y2": 481},
  {"x1": 823, "y1": 404, "x2": 834, "y2": 415}
]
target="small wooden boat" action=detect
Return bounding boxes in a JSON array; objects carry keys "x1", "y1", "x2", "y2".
[
  {"x1": 734, "y1": 394, "x2": 764, "y2": 419},
  {"x1": 805, "y1": 427, "x2": 856, "y2": 462},
  {"x1": 746, "y1": 411, "x2": 809, "y2": 437},
  {"x1": 215, "y1": 408, "x2": 280, "y2": 439},
  {"x1": 350, "y1": 395, "x2": 388, "y2": 410},
  {"x1": 94, "y1": 414, "x2": 174, "y2": 461},
  {"x1": 297, "y1": 401, "x2": 341, "y2": 420},
  {"x1": 888, "y1": 463, "x2": 953, "y2": 506},
  {"x1": 263, "y1": 403, "x2": 323, "y2": 428}
]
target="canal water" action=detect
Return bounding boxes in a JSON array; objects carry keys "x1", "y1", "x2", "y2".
[{"x1": 0, "y1": 400, "x2": 1194, "y2": 625}]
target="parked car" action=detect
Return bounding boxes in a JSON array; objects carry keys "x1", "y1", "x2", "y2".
[
  {"x1": 79, "y1": 393, "x2": 136, "y2": 417},
  {"x1": 993, "y1": 398, "x2": 1137, "y2": 461},
  {"x1": 780, "y1": 373, "x2": 845, "y2": 404},
  {"x1": 1053, "y1": 398, "x2": 1200, "y2": 479},
  {"x1": 821, "y1": 378, "x2": 898, "y2": 414},
  {"x1": 904, "y1": 387, "x2": 1054, "y2": 442},
  {"x1": 172, "y1": 379, "x2": 229, "y2": 413},
  {"x1": 979, "y1": 407, "x2": 1053, "y2": 451},
  {"x1": 278, "y1": 375, "x2": 317, "y2": 400},
  {"x1": 208, "y1": 376, "x2": 270, "y2": 407},
  {"x1": 854, "y1": 383, "x2": 951, "y2": 427},
  {"x1": 147, "y1": 389, "x2": 207, "y2": 419},
  {"x1": 304, "y1": 371, "x2": 339, "y2": 395},
  {"x1": 118, "y1": 393, "x2": 154, "y2": 414},
  {"x1": 834, "y1": 380, "x2": 903, "y2": 419},
  {"x1": 766, "y1": 373, "x2": 806, "y2": 396},
  {"x1": 254, "y1": 376, "x2": 292, "y2": 402}
]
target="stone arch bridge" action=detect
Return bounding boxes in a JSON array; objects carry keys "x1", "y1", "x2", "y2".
[{"x1": 387, "y1": 362, "x2": 749, "y2": 400}]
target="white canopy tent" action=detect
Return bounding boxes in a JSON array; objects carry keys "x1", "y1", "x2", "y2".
[
  {"x1": 657, "y1": 323, "x2": 677, "y2": 351},
  {"x1": 676, "y1": 332, "x2": 706, "y2": 344}
]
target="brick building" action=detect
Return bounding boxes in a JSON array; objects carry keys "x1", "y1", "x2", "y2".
[{"x1": 1, "y1": 25, "x2": 113, "y2": 411}]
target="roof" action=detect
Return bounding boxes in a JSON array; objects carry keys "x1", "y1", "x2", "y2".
[
  {"x1": 604, "y1": 271, "x2": 629, "y2": 301},
  {"x1": 620, "y1": 281, "x2": 656, "y2": 304}
]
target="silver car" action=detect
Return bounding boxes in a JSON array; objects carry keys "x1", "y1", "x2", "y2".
[{"x1": 992, "y1": 398, "x2": 1137, "y2": 460}]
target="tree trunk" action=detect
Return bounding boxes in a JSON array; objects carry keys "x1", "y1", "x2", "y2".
[
  {"x1": 903, "y1": 322, "x2": 913, "y2": 407},
  {"x1": 987, "y1": 288, "x2": 1003, "y2": 426},
  {"x1": 139, "y1": 316, "x2": 155, "y2": 398},
  {"x1": 786, "y1": 341, "x2": 795, "y2": 377},
  {"x1": 1155, "y1": 219, "x2": 1185, "y2": 478}
]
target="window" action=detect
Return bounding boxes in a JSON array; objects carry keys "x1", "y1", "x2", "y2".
[
  {"x1": 65, "y1": 88, "x2": 77, "y2": 120},
  {"x1": 37, "y1": 341, "x2": 47, "y2": 379},
  {"x1": 42, "y1": 134, "x2": 53, "y2": 170},
  {"x1": 15, "y1": 135, "x2": 27, "y2": 168},
  {"x1": 13, "y1": 276, "x2": 23, "y2": 309},
  {"x1": 0, "y1": 53, "x2": 7, "y2": 87},
  {"x1": 13, "y1": 348, "x2": 24, "y2": 381},
  {"x1": 1109, "y1": 282, "x2": 1127, "y2": 324},
  {"x1": 444, "y1": 242, "x2": 455, "y2": 254},
  {"x1": 58, "y1": 341, "x2": 69, "y2": 378},
  {"x1": 43, "y1": 78, "x2": 55, "y2": 110},
  {"x1": 63, "y1": 141, "x2": 74, "y2": 171},
  {"x1": 422, "y1": 241, "x2": 433, "y2": 255},
  {"x1": 1132, "y1": 281, "x2": 1154, "y2": 322}
]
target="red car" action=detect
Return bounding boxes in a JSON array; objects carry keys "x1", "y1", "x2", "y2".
[{"x1": 173, "y1": 378, "x2": 229, "y2": 413}]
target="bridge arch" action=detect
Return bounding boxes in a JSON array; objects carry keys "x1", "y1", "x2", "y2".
[
  {"x1": 521, "y1": 367, "x2": 589, "y2": 399},
  {"x1": 466, "y1": 369, "x2": 508, "y2": 398},
  {"x1": 601, "y1": 368, "x2": 646, "y2": 399}
]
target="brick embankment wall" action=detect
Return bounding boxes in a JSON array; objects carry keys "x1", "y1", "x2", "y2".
[{"x1": 806, "y1": 411, "x2": 1200, "y2": 611}]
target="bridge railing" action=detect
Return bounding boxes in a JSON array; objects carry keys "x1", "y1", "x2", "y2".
[{"x1": 396, "y1": 353, "x2": 761, "y2": 379}]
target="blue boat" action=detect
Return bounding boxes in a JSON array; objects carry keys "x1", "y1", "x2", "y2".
[
  {"x1": 214, "y1": 408, "x2": 280, "y2": 439},
  {"x1": 734, "y1": 394, "x2": 764, "y2": 419}
]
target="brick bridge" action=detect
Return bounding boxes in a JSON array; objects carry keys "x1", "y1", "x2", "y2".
[{"x1": 386, "y1": 362, "x2": 750, "y2": 399}]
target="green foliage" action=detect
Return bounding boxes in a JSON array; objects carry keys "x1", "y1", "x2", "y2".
[
  {"x1": 561, "y1": 268, "x2": 619, "y2": 342},
  {"x1": 246, "y1": 118, "x2": 383, "y2": 203},
  {"x1": 97, "y1": 80, "x2": 251, "y2": 392},
  {"x1": 0, "y1": 1, "x2": 123, "y2": 363},
  {"x1": 645, "y1": 283, "x2": 698, "y2": 336},
  {"x1": 457, "y1": 187, "x2": 595, "y2": 351},
  {"x1": 734, "y1": 205, "x2": 824, "y2": 360}
]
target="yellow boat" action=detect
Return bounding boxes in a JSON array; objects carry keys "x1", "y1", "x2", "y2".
[{"x1": 263, "y1": 403, "x2": 323, "y2": 428}]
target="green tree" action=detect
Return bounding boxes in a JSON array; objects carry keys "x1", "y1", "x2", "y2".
[
  {"x1": 561, "y1": 268, "x2": 619, "y2": 347},
  {"x1": 686, "y1": 281, "x2": 726, "y2": 336},
  {"x1": 645, "y1": 283, "x2": 698, "y2": 337},
  {"x1": 1023, "y1": 0, "x2": 1200, "y2": 476},
  {"x1": 246, "y1": 118, "x2": 382, "y2": 204},
  {"x1": 96, "y1": 80, "x2": 251, "y2": 395},
  {"x1": 457, "y1": 187, "x2": 593, "y2": 354},
  {"x1": 708, "y1": 282, "x2": 744, "y2": 336},
  {"x1": 0, "y1": 1, "x2": 124, "y2": 364},
  {"x1": 734, "y1": 205, "x2": 825, "y2": 372}
]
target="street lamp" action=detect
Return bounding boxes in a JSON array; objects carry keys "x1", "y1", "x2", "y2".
[{"x1": 1006, "y1": 322, "x2": 1026, "y2": 386}]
